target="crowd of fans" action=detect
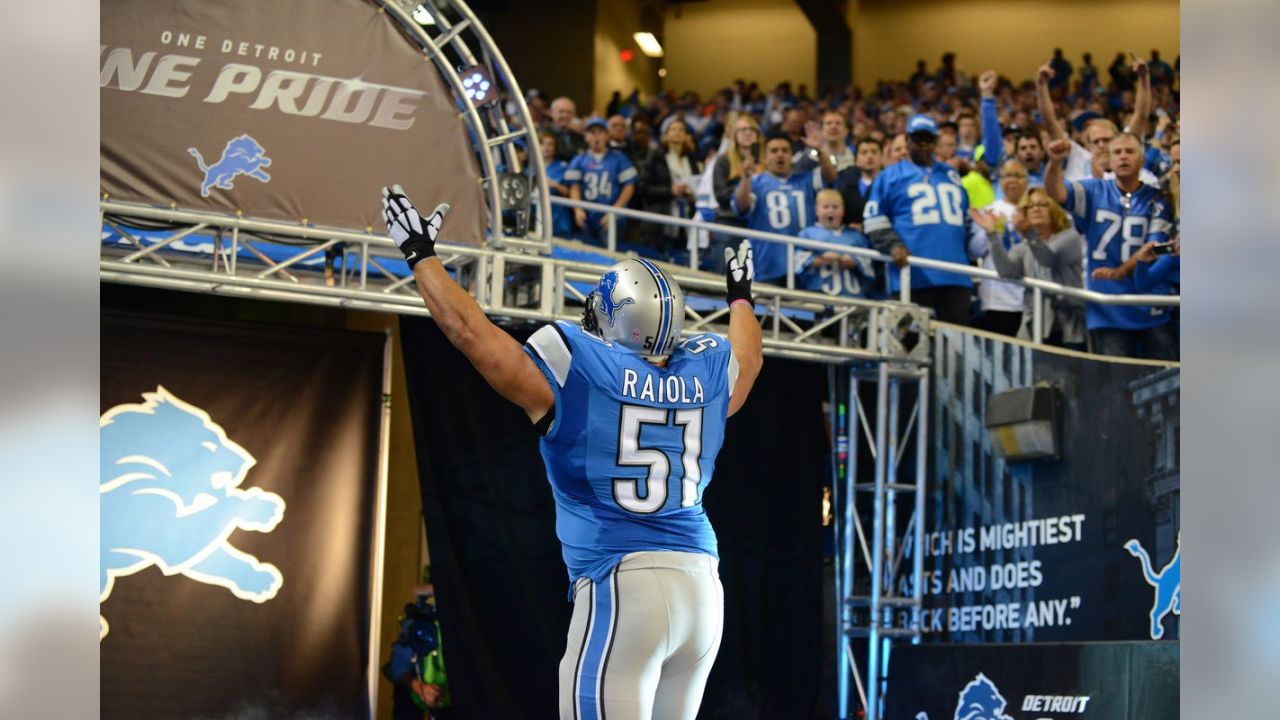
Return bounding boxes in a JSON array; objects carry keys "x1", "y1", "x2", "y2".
[{"x1": 508, "y1": 49, "x2": 1180, "y2": 360}]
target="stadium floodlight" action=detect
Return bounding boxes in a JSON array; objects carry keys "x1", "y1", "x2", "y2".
[
  {"x1": 459, "y1": 65, "x2": 496, "y2": 107},
  {"x1": 633, "y1": 32, "x2": 664, "y2": 58},
  {"x1": 412, "y1": 3, "x2": 436, "y2": 26},
  {"x1": 984, "y1": 384, "x2": 1062, "y2": 462}
]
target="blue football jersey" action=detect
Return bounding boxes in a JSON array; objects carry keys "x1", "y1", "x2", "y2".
[
  {"x1": 545, "y1": 159, "x2": 574, "y2": 238},
  {"x1": 523, "y1": 321, "x2": 739, "y2": 589},
  {"x1": 732, "y1": 169, "x2": 825, "y2": 281},
  {"x1": 1064, "y1": 178, "x2": 1175, "y2": 330},
  {"x1": 794, "y1": 225, "x2": 874, "y2": 298},
  {"x1": 564, "y1": 151, "x2": 638, "y2": 230},
  {"x1": 863, "y1": 160, "x2": 974, "y2": 291}
]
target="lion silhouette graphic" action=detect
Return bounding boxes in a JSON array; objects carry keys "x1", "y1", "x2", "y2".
[
  {"x1": 915, "y1": 672, "x2": 1013, "y2": 720},
  {"x1": 100, "y1": 387, "x2": 285, "y2": 639},
  {"x1": 952, "y1": 673, "x2": 1013, "y2": 720},
  {"x1": 188, "y1": 134, "x2": 272, "y2": 197},
  {"x1": 1125, "y1": 533, "x2": 1181, "y2": 640}
]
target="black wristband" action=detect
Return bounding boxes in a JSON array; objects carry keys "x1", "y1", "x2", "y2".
[
  {"x1": 400, "y1": 237, "x2": 435, "y2": 270},
  {"x1": 726, "y1": 281, "x2": 753, "y2": 307}
]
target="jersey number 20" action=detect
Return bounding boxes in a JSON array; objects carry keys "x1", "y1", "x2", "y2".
[
  {"x1": 614, "y1": 405, "x2": 704, "y2": 513},
  {"x1": 907, "y1": 183, "x2": 964, "y2": 226}
]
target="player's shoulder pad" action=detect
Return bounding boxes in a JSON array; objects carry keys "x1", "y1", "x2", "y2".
[
  {"x1": 688, "y1": 331, "x2": 741, "y2": 397},
  {"x1": 676, "y1": 332, "x2": 731, "y2": 359},
  {"x1": 525, "y1": 321, "x2": 575, "y2": 387},
  {"x1": 678, "y1": 332, "x2": 738, "y2": 386}
]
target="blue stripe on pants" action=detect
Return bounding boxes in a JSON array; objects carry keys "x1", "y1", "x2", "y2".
[{"x1": 576, "y1": 569, "x2": 617, "y2": 720}]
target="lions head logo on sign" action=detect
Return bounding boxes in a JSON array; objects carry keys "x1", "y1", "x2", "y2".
[
  {"x1": 99, "y1": 387, "x2": 286, "y2": 639},
  {"x1": 916, "y1": 672, "x2": 1013, "y2": 720},
  {"x1": 187, "y1": 134, "x2": 273, "y2": 197},
  {"x1": 1124, "y1": 532, "x2": 1181, "y2": 639}
]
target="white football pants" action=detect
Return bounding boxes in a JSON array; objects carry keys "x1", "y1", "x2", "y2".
[{"x1": 559, "y1": 551, "x2": 724, "y2": 720}]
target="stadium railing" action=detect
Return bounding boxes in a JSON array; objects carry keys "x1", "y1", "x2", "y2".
[{"x1": 549, "y1": 196, "x2": 1179, "y2": 347}]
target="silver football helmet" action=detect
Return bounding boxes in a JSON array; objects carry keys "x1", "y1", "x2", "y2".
[{"x1": 582, "y1": 258, "x2": 685, "y2": 362}]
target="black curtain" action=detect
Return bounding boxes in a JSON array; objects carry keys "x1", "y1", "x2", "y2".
[
  {"x1": 698, "y1": 355, "x2": 827, "y2": 719},
  {"x1": 400, "y1": 317, "x2": 827, "y2": 719}
]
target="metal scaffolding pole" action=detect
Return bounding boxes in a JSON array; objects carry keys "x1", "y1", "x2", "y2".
[{"x1": 834, "y1": 305, "x2": 931, "y2": 720}]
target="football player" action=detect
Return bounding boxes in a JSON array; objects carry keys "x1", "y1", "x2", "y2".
[{"x1": 380, "y1": 185, "x2": 764, "y2": 719}]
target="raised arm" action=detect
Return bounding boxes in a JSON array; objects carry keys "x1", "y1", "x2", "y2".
[
  {"x1": 723, "y1": 240, "x2": 763, "y2": 417},
  {"x1": 1043, "y1": 138, "x2": 1071, "y2": 206},
  {"x1": 735, "y1": 157, "x2": 757, "y2": 217},
  {"x1": 1035, "y1": 61, "x2": 1067, "y2": 140},
  {"x1": 382, "y1": 186, "x2": 553, "y2": 424},
  {"x1": 978, "y1": 71, "x2": 1003, "y2": 167},
  {"x1": 1127, "y1": 53, "x2": 1151, "y2": 137},
  {"x1": 805, "y1": 120, "x2": 837, "y2": 186}
]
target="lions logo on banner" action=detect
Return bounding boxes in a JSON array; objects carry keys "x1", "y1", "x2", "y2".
[
  {"x1": 100, "y1": 386, "x2": 286, "y2": 639},
  {"x1": 188, "y1": 134, "x2": 273, "y2": 198},
  {"x1": 916, "y1": 673, "x2": 1013, "y2": 720},
  {"x1": 1124, "y1": 532, "x2": 1181, "y2": 640}
]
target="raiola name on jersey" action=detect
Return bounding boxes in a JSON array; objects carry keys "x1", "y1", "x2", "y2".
[
  {"x1": 621, "y1": 369, "x2": 706, "y2": 404},
  {"x1": 1064, "y1": 178, "x2": 1175, "y2": 330},
  {"x1": 523, "y1": 321, "x2": 739, "y2": 590}
]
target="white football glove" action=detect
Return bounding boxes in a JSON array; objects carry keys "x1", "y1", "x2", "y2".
[{"x1": 381, "y1": 184, "x2": 449, "y2": 268}]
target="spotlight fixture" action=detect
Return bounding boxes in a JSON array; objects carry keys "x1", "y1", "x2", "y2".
[
  {"x1": 633, "y1": 32, "x2": 664, "y2": 58},
  {"x1": 458, "y1": 65, "x2": 496, "y2": 106}
]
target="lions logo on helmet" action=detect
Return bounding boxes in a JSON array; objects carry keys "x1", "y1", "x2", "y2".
[
  {"x1": 596, "y1": 270, "x2": 634, "y2": 327},
  {"x1": 582, "y1": 259, "x2": 685, "y2": 362}
]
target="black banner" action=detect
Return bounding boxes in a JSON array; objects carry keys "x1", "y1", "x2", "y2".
[
  {"x1": 883, "y1": 641, "x2": 1179, "y2": 720},
  {"x1": 100, "y1": 311, "x2": 385, "y2": 720},
  {"x1": 914, "y1": 329, "x2": 1180, "y2": 643}
]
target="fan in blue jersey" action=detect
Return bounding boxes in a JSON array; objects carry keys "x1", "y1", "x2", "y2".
[
  {"x1": 540, "y1": 133, "x2": 574, "y2": 238},
  {"x1": 565, "y1": 116, "x2": 639, "y2": 247},
  {"x1": 1044, "y1": 133, "x2": 1177, "y2": 360},
  {"x1": 863, "y1": 114, "x2": 988, "y2": 325},
  {"x1": 794, "y1": 189, "x2": 875, "y2": 298},
  {"x1": 732, "y1": 129, "x2": 836, "y2": 284},
  {"x1": 380, "y1": 183, "x2": 765, "y2": 720}
]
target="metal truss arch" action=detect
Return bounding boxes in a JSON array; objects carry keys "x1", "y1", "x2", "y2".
[{"x1": 378, "y1": 0, "x2": 551, "y2": 251}]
